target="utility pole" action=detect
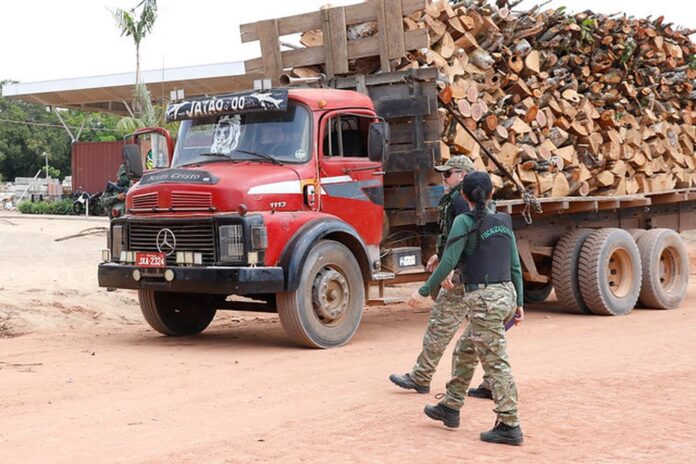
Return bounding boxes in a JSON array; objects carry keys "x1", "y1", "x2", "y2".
[{"x1": 43, "y1": 152, "x2": 49, "y2": 179}]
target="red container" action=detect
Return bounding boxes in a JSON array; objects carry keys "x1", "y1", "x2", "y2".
[{"x1": 71, "y1": 141, "x2": 124, "y2": 194}]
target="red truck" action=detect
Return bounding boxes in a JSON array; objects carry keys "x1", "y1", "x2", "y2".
[{"x1": 98, "y1": 68, "x2": 694, "y2": 349}]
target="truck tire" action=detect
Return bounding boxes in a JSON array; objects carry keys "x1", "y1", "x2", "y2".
[
  {"x1": 138, "y1": 290, "x2": 217, "y2": 336},
  {"x1": 577, "y1": 229, "x2": 642, "y2": 316},
  {"x1": 626, "y1": 229, "x2": 646, "y2": 242},
  {"x1": 276, "y1": 240, "x2": 365, "y2": 348},
  {"x1": 636, "y1": 229, "x2": 689, "y2": 309},
  {"x1": 523, "y1": 282, "x2": 553, "y2": 303},
  {"x1": 551, "y1": 229, "x2": 594, "y2": 314}
]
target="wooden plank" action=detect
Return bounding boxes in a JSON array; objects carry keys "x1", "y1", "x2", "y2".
[
  {"x1": 518, "y1": 239, "x2": 544, "y2": 282},
  {"x1": 385, "y1": 0, "x2": 406, "y2": 59},
  {"x1": 323, "y1": 7, "x2": 349, "y2": 76},
  {"x1": 530, "y1": 246, "x2": 554, "y2": 258},
  {"x1": 244, "y1": 28, "x2": 427, "y2": 73},
  {"x1": 619, "y1": 198, "x2": 651, "y2": 208},
  {"x1": 257, "y1": 20, "x2": 283, "y2": 79},
  {"x1": 387, "y1": 208, "x2": 438, "y2": 227},
  {"x1": 523, "y1": 272, "x2": 550, "y2": 284},
  {"x1": 376, "y1": 0, "x2": 392, "y2": 72},
  {"x1": 650, "y1": 192, "x2": 689, "y2": 205},
  {"x1": 240, "y1": 0, "x2": 425, "y2": 42}
]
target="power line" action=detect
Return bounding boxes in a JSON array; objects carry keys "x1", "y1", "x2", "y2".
[{"x1": 0, "y1": 117, "x2": 121, "y2": 132}]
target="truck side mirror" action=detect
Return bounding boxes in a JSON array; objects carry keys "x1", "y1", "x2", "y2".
[
  {"x1": 123, "y1": 143, "x2": 144, "y2": 180},
  {"x1": 368, "y1": 122, "x2": 390, "y2": 164}
]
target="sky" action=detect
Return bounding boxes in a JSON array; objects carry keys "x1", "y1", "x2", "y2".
[{"x1": 0, "y1": 0, "x2": 694, "y2": 84}]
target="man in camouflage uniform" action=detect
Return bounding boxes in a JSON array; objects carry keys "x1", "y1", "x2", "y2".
[
  {"x1": 390, "y1": 155, "x2": 493, "y2": 395},
  {"x1": 100, "y1": 163, "x2": 130, "y2": 218}
]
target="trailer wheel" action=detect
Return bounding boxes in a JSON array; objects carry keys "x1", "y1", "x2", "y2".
[
  {"x1": 551, "y1": 229, "x2": 594, "y2": 314},
  {"x1": 276, "y1": 240, "x2": 364, "y2": 348},
  {"x1": 577, "y1": 229, "x2": 641, "y2": 316},
  {"x1": 138, "y1": 290, "x2": 217, "y2": 336},
  {"x1": 626, "y1": 229, "x2": 646, "y2": 242},
  {"x1": 523, "y1": 282, "x2": 553, "y2": 303},
  {"x1": 636, "y1": 229, "x2": 689, "y2": 309}
]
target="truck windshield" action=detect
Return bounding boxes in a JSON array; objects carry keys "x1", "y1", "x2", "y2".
[{"x1": 171, "y1": 102, "x2": 311, "y2": 167}]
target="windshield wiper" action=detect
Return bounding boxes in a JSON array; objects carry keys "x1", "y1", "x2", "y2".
[
  {"x1": 199, "y1": 152, "x2": 233, "y2": 159},
  {"x1": 234, "y1": 149, "x2": 283, "y2": 165}
]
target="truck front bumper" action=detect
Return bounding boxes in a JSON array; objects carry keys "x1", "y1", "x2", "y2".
[{"x1": 98, "y1": 263, "x2": 285, "y2": 294}]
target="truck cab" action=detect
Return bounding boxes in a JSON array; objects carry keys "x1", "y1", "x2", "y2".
[{"x1": 99, "y1": 86, "x2": 393, "y2": 347}]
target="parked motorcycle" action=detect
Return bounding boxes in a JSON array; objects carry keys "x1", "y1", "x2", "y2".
[{"x1": 72, "y1": 188, "x2": 105, "y2": 216}]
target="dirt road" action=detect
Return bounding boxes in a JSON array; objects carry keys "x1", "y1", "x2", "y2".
[{"x1": 2, "y1": 215, "x2": 696, "y2": 463}]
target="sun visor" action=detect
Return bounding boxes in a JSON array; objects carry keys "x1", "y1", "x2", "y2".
[{"x1": 165, "y1": 89, "x2": 288, "y2": 122}]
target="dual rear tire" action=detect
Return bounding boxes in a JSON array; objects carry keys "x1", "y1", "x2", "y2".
[{"x1": 551, "y1": 228, "x2": 689, "y2": 315}]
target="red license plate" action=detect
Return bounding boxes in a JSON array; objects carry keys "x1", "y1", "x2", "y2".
[{"x1": 135, "y1": 252, "x2": 166, "y2": 268}]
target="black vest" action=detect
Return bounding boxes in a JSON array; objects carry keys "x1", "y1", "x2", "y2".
[{"x1": 461, "y1": 212, "x2": 513, "y2": 284}]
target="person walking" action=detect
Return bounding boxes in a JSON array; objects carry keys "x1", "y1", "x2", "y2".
[
  {"x1": 389, "y1": 155, "x2": 493, "y2": 400},
  {"x1": 408, "y1": 171, "x2": 524, "y2": 446}
]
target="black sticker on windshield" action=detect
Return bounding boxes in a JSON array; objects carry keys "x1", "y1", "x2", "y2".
[
  {"x1": 139, "y1": 169, "x2": 219, "y2": 186},
  {"x1": 166, "y1": 89, "x2": 288, "y2": 122}
]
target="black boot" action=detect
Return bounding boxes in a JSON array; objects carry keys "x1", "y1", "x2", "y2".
[
  {"x1": 424, "y1": 402, "x2": 460, "y2": 428},
  {"x1": 480, "y1": 421, "x2": 524, "y2": 445},
  {"x1": 389, "y1": 373, "x2": 430, "y2": 394},
  {"x1": 467, "y1": 385, "x2": 493, "y2": 399}
]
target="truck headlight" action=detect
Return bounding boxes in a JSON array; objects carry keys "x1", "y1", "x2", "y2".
[
  {"x1": 250, "y1": 226, "x2": 268, "y2": 250},
  {"x1": 219, "y1": 224, "x2": 244, "y2": 262},
  {"x1": 112, "y1": 225, "x2": 125, "y2": 260}
]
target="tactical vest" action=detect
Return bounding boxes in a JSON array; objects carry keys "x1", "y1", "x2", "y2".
[
  {"x1": 436, "y1": 185, "x2": 463, "y2": 258},
  {"x1": 460, "y1": 212, "x2": 513, "y2": 284}
]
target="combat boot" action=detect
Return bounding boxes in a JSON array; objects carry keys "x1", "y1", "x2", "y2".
[
  {"x1": 424, "y1": 402, "x2": 460, "y2": 428},
  {"x1": 467, "y1": 385, "x2": 493, "y2": 399},
  {"x1": 480, "y1": 421, "x2": 524, "y2": 445},
  {"x1": 389, "y1": 373, "x2": 430, "y2": 394}
]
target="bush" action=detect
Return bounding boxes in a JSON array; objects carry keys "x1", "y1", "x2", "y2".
[{"x1": 18, "y1": 199, "x2": 75, "y2": 215}]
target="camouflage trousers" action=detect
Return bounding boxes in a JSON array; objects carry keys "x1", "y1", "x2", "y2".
[
  {"x1": 441, "y1": 281, "x2": 520, "y2": 427},
  {"x1": 410, "y1": 284, "x2": 491, "y2": 391}
]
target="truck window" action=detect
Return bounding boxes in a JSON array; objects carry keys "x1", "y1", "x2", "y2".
[
  {"x1": 323, "y1": 115, "x2": 369, "y2": 158},
  {"x1": 171, "y1": 102, "x2": 311, "y2": 167}
]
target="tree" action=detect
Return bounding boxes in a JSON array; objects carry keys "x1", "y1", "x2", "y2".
[
  {"x1": 0, "y1": 84, "x2": 122, "y2": 182},
  {"x1": 111, "y1": 0, "x2": 158, "y2": 123}
]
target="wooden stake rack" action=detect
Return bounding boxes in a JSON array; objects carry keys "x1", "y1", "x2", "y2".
[{"x1": 240, "y1": 0, "x2": 429, "y2": 79}]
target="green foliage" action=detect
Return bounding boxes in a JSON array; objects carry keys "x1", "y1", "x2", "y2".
[
  {"x1": 620, "y1": 39, "x2": 636, "y2": 65},
  {"x1": 689, "y1": 55, "x2": 696, "y2": 70},
  {"x1": 43, "y1": 166, "x2": 61, "y2": 179},
  {"x1": 18, "y1": 199, "x2": 75, "y2": 215},
  {"x1": 580, "y1": 18, "x2": 597, "y2": 44},
  {"x1": 112, "y1": 0, "x2": 158, "y2": 119},
  {"x1": 112, "y1": 0, "x2": 157, "y2": 46}
]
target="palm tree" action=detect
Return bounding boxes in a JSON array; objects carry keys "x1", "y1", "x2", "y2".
[{"x1": 112, "y1": 0, "x2": 158, "y2": 123}]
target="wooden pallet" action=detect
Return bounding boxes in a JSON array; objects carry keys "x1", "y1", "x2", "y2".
[{"x1": 240, "y1": 0, "x2": 429, "y2": 79}]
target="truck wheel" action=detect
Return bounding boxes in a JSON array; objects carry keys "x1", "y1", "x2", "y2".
[
  {"x1": 578, "y1": 229, "x2": 642, "y2": 316},
  {"x1": 276, "y1": 240, "x2": 365, "y2": 348},
  {"x1": 523, "y1": 282, "x2": 552, "y2": 303},
  {"x1": 636, "y1": 229, "x2": 689, "y2": 309},
  {"x1": 138, "y1": 290, "x2": 217, "y2": 336},
  {"x1": 551, "y1": 229, "x2": 594, "y2": 314},
  {"x1": 626, "y1": 229, "x2": 646, "y2": 242}
]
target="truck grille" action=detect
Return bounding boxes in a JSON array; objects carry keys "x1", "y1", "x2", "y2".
[
  {"x1": 128, "y1": 220, "x2": 217, "y2": 265},
  {"x1": 133, "y1": 192, "x2": 159, "y2": 209},
  {"x1": 171, "y1": 191, "x2": 212, "y2": 209}
]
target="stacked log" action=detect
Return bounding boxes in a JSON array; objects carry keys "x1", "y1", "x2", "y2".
[{"x1": 292, "y1": 0, "x2": 696, "y2": 198}]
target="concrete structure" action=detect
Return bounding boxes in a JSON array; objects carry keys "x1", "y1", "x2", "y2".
[{"x1": 1, "y1": 61, "x2": 258, "y2": 115}]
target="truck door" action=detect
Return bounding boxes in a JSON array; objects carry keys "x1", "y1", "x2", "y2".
[{"x1": 319, "y1": 112, "x2": 384, "y2": 245}]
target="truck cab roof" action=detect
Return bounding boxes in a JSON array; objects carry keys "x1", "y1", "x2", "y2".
[{"x1": 288, "y1": 88, "x2": 374, "y2": 112}]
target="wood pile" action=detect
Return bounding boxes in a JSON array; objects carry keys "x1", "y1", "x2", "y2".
[{"x1": 291, "y1": 0, "x2": 696, "y2": 198}]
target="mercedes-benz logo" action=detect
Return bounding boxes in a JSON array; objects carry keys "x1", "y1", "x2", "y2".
[{"x1": 156, "y1": 228, "x2": 177, "y2": 256}]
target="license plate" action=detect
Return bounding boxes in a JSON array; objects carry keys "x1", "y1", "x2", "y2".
[{"x1": 135, "y1": 252, "x2": 166, "y2": 268}]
